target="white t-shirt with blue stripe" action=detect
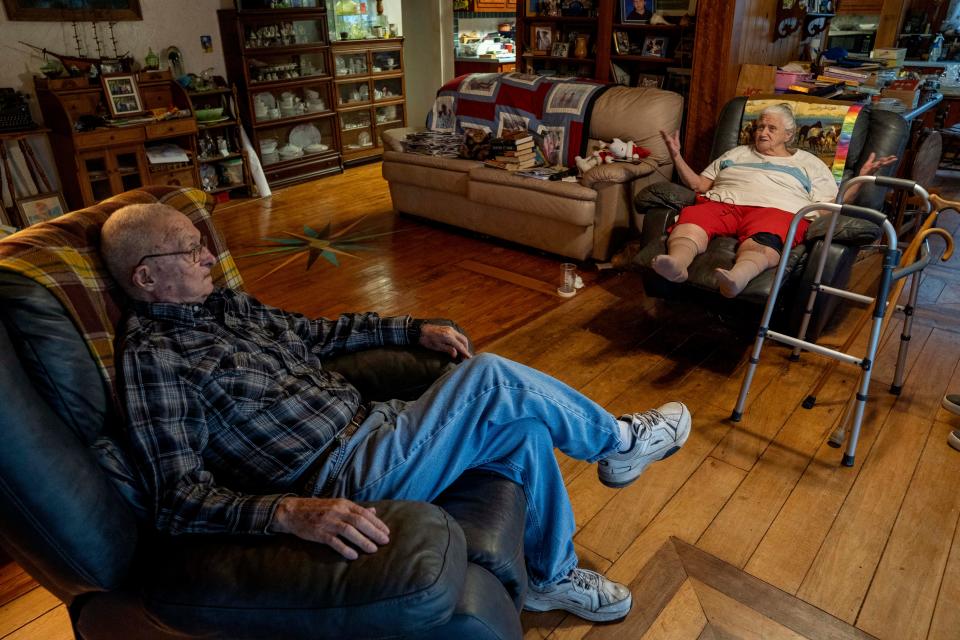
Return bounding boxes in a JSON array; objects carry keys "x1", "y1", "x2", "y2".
[{"x1": 700, "y1": 145, "x2": 839, "y2": 219}]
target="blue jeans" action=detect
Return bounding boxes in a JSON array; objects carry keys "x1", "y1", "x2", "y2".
[{"x1": 314, "y1": 353, "x2": 623, "y2": 586}]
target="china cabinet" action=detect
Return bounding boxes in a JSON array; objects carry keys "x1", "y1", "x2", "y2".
[
  {"x1": 218, "y1": 4, "x2": 343, "y2": 188},
  {"x1": 331, "y1": 39, "x2": 406, "y2": 164},
  {"x1": 35, "y1": 71, "x2": 198, "y2": 209},
  {"x1": 186, "y1": 83, "x2": 255, "y2": 199}
]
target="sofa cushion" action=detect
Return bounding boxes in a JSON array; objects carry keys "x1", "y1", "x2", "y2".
[
  {"x1": 468, "y1": 167, "x2": 597, "y2": 226},
  {"x1": 139, "y1": 501, "x2": 467, "y2": 639},
  {"x1": 383, "y1": 150, "x2": 483, "y2": 196},
  {"x1": 590, "y1": 86, "x2": 683, "y2": 166}
]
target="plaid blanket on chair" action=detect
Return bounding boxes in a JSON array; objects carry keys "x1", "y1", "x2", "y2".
[
  {"x1": 426, "y1": 72, "x2": 610, "y2": 167},
  {"x1": 0, "y1": 187, "x2": 242, "y2": 398}
]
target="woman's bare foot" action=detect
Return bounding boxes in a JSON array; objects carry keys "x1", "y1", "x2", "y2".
[{"x1": 652, "y1": 255, "x2": 689, "y2": 283}]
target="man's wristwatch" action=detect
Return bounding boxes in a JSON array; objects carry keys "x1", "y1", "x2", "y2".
[{"x1": 408, "y1": 319, "x2": 426, "y2": 343}]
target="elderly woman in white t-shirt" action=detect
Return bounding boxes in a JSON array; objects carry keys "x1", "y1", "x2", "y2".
[{"x1": 653, "y1": 103, "x2": 896, "y2": 298}]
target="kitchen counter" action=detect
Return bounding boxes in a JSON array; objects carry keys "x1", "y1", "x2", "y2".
[
  {"x1": 454, "y1": 56, "x2": 516, "y2": 63},
  {"x1": 454, "y1": 56, "x2": 516, "y2": 75}
]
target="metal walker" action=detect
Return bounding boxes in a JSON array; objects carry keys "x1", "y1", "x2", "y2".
[{"x1": 730, "y1": 176, "x2": 954, "y2": 467}]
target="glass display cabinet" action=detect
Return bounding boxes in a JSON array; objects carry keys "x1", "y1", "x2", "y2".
[
  {"x1": 326, "y1": 0, "x2": 391, "y2": 41},
  {"x1": 330, "y1": 39, "x2": 405, "y2": 164},
  {"x1": 219, "y1": 4, "x2": 343, "y2": 187}
]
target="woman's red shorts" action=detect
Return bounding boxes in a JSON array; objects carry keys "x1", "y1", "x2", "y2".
[{"x1": 671, "y1": 196, "x2": 809, "y2": 251}]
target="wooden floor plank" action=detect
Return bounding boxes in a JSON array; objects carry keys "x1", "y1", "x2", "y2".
[
  {"x1": 574, "y1": 404, "x2": 736, "y2": 561},
  {"x1": 0, "y1": 564, "x2": 33, "y2": 610},
  {"x1": 795, "y1": 410, "x2": 935, "y2": 623},
  {"x1": 698, "y1": 360, "x2": 854, "y2": 569},
  {"x1": 692, "y1": 579, "x2": 808, "y2": 640},
  {"x1": 743, "y1": 389, "x2": 897, "y2": 595},
  {"x1": 927, "y1": 484, "x2": 960, "y2": 640},
  {"x1": 710, "y1": 350, "x2": 827, "y2": 473},
  {"x1": 678, "y1": 539, "x2": 875, "y2": 640},
  {"x1": 604, "y1": 451, "x2": 747, "y2": 587},
  {"x1": 889, "y1": 329, "x2": 960, "y2": 419},
  {"x1": 856, "y1": 419, "x2": 960, "y2": 640},
  {"x1": 0, "y1": 588, "x2": 60, "y2": 638},
  {"x1": 3, "y1": 604, "x2": 71, "y2": 640},
  {"x1": 640, "y1": 580, "x2": 708, "y2": 640}
]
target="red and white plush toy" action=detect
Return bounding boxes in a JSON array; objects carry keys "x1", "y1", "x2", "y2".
[
  {"x1": 607, "y1": 138, "x2": 651, "y2": 162},
  {"x1": 574, "y1": 142, "x2": 616, "y2": 174},
  {"x1": 574, "y1": 138, "x2": 651, "y2": 174}
]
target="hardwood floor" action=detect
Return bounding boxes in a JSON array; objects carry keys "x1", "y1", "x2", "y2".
[{"x1": 2, "y1": 163, "x2": 960, "y2": 639}]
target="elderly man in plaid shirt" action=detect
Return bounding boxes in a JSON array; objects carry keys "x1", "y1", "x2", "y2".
[{"x1": 101, "y1": 203, "x2": 692, "y2": 623}]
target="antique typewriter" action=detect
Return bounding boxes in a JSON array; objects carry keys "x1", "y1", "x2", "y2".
[{"x1": 0, "y1": 89, "x2": 37, "y2": 132}]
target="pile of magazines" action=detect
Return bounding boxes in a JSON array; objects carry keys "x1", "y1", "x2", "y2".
[{"x1": 402, "y1": 131, "x2": 463, "y2": 157}]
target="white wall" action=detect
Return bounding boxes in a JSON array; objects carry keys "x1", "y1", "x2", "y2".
[
  {"x1": 401, "y1": 0, "x2": 453, "y2": 127},
  {"x1": 0, "y1": 0, "x2": 231, "y2": 108}
]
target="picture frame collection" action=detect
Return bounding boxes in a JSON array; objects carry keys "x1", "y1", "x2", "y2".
[
  {"x1": 101, "y1": 73, "x2": 145, "y2": 118},
  {"x1": 612, "y1": 31, "x2": 669, "y2": 58}
]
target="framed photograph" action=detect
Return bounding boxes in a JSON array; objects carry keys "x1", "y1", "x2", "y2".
[
  {"x1": 656, "y1": 0, "x2": 697, "y2": 15},
  {"x1": 2, "y1": 0, "x2": 142, "y2": 21},
  {"x1": 531, "y1": 24, "x2": 554, "y2": 54},
  {"x1": 613, "y1": 31, "x2": 631, "y2": 54},
  {"x1": 15, "y1": 192, "x2": 66, "y2": 227},
  {"x1": 98, "y1": 58, "x2": 126, "y2": 75},
  {"x1": 610, "y1": 62, "x2": 630, "y2": 86},
  {"x1": 641, "y1": 35, "x2": 669, "y2": 58},
  {"x1": 636, "y1": 73, "x2": 665, "y2": 88},
  {"x1": 622, "y1": 0, "x2": 654, "y2": 23},
  {"x1": 101, "y1": 73, "x2": 144, "y2": 118},
  {"x1": 551, "y1": 41, "x2": 571, "y2": 57}
]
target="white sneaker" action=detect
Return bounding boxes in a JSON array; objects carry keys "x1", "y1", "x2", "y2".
[
  {"x1": 948, "y1": 429, "x2": 960, "y2": 452},
  {"x1": 943, "y1": 394, "x2": 960, "y2": 416},
  {"x1": 523, "y1": 567, "x2": 632, "y2": 622},
  {"x1": 598, "y1": 402, "x2": 691, "y2": 488}
]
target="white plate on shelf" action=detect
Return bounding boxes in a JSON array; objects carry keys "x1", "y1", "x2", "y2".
[
  {"x1": 255, "y1": 92, "x2": 277, "y2": 109},
  {"x1": 289, "y1": 123, "x2": 322, "y2": 149},
  {"x1": 304, "y1": 143, "x2": 329, "y2": 154}
]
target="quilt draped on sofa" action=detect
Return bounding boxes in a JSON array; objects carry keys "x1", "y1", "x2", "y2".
[{"x1": 426, "y1": 72, "x2": 610, "y2": 168}]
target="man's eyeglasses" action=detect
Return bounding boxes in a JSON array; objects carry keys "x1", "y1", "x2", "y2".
[{"x1": 135, "y1": 237, "x2": 208, "y2": 268}]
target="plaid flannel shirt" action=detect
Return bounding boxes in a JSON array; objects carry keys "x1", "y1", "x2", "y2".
[{"x1": 119, "y1": 288, "x2": 414, "y2": 536}]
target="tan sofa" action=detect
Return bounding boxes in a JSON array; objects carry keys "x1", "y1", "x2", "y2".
[{"x1": 381, "y1": 85, "x2": 683, "y2": 261}]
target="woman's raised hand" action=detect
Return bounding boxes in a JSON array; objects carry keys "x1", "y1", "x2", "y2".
[
  {"x1": 660, "y1": 129, "x2": 682, "y2": 159},
  {"x1": 858, "y1": 152, "x2": 898, "y2": 176}
]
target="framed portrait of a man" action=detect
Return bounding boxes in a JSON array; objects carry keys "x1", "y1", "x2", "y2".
[{"x1": 622, "y1": 0, "x2": 654, "y2": 23}]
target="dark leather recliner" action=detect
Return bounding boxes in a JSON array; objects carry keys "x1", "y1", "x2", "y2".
[
  {"x1": 0, "y1": 187, "x2": 526, "y2": 639},
  {"x1": 627, "y1": 95, "x2": 910, "y2": 339}
]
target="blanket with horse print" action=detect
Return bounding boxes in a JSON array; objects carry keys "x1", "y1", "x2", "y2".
[
  {"x1": 737, "y1": 97, "x2": 863, "y2": 184},
  {"x1": 426, "y1": 72, "x2": 610, "y2": 168}
]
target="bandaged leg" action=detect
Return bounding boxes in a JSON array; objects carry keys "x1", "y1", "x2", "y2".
[
  {"x1": 652, "y1": 223, "x2": 708, "y2": 283},
  {"x1": 715, "y1": 239, "x2": 780, "y2": 298}
]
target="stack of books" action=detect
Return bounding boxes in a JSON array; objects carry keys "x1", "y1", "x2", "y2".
[
  {"x1": 819, "y1": 62, "x2": 882, "y2": 87},
  {"x1": 785, "y1": 78, "x2": 846, "y2": 97},
  {"x1": 485, "y1": 132, "x2": 538, "y2": 171}
]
